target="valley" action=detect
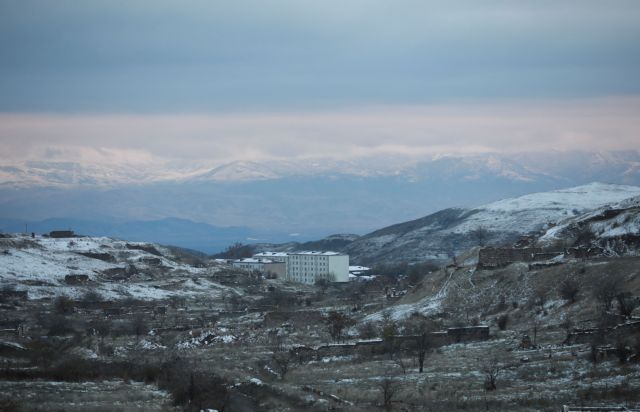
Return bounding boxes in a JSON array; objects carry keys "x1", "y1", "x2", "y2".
[{"x1": 1, "y1": 183, "x2": 640, "y2": 411}]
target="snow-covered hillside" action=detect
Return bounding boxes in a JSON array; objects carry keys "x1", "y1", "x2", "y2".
[
  {"x1": 345, "y1": 183, "x2": 640, "y2": 264},
  {"x1": 0, "y1": 235, "x2": 234, "y2": 300},
  {"x1": 452, "y1": 182, "x2": 640, "y2": 234},
  {"x1": 538, "y1": 193, "x2": 640, "y2": 250}
]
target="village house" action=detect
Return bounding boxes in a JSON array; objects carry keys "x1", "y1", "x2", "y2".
[
  {"x1": 48, "y1": 230, "x2": 75, "y2": 238},
  {"x1": 231, "y1": 258, "x2": 286, "y2": 278}
]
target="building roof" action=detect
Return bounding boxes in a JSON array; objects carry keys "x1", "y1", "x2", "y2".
[
  {"x1": 289, "y1": 251, "x2": 345, "y2": 256},
  {"x1": 254, "y1": 252, "x2": 289, "y2": 257},
  {"x1": 233, "y1": 258, "x2": 274, "y2": 263}
]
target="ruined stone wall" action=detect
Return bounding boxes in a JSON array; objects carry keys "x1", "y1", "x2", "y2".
[
  {"x1": 264, "y1": 310, "x2": 325, "y2": 328},
  {"x1": 447, "y1": 326, "x2": 490, "y2": 343},
  {"x1": 566, "y1": 321, "x2": 640, "y2": 345},
  {"x1": 478, "y1": 247, "x2": 561, "y2": 268},
  {"x1": 291, "y1": 327, "x2": 490, "y2": 361}
]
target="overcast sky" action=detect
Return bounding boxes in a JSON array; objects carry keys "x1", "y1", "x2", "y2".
[{"x1": 1, "y1": 1, "x2": 639, "y2": 164}]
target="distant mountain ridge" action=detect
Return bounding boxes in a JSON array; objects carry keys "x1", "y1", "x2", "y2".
[
  {"x1": 1, "y1": 151, "x2": 639, "y2": 238},
  {"x1": 0, "y1": 217, "x2": 307, "y2": 254},
  {"x1": 297, "y1": 183, "x2": 640, "y2": 265},
  {"x1": 2, "y1": 150, "x2": 639, "y2": 188}
]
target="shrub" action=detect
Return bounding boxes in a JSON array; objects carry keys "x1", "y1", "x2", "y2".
[
  {"x1": 497, "y1": 314, "x2": 509, "y2": 331},
  {"x1": 559, "y1": 278, "x2": 579, "y2": 303},
  {"x1": 0, "y1": 397, "x2": 21, "y2": 412},
  {"x1": 358, "y1": 321, "x2": 378, "y2": 339},
  {"x1": 46, "y1": 315, "x2": 76, "y2": 336},
  {"x1": 53, "y1": 295, "x2": 75, "y2": 314}
]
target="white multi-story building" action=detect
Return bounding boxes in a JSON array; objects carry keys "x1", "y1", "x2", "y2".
[
  {"x1": 252, "y1": 251, "x2": 349, "y2": 284},
  {"x1": 286, "y1": 251, "x2": 349, "y2": 284}
]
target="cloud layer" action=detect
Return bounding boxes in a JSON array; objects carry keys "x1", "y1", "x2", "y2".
[
  {"x1": 1, "y1": 97, "x2": 638, "y2": 165},
  {"x1": 1, "y1": 1, "x2": 640, "y2": 111}
]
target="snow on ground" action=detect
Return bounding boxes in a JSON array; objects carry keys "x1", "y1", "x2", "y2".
[
  {"x1": 538, "y1": 190, "x2": 640, "y2": 244},
  {"x1": 452, "y1": 182, "x2": 640, "y2": 235},
  {"x1": 0, "y1": 234, "x2": 227, "y2": 300}
]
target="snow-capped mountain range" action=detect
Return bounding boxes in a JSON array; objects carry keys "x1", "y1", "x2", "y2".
[
  {"x1": 1, "y1": 150, "x2": 639, "y2": 188},
  {"x1": 1, "y1": 151, "x2": 639, "y2": 249}
]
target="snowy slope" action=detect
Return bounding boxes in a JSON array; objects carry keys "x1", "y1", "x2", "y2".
[
  {"x1": 538, "y1": 194, "x2": 640, "y2": 249},
  {"x1": 0, "y1": 235, "x2": 233, "y2": 300},
  {"x1": 345, "y1": 183, "x2": 640, "y2": 264},
  {"x1": 451, "y1": 182, "x2": 640, "y2": 234}
]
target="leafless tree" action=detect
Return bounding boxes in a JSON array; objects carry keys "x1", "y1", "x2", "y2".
[
  {"x1": 592, "y1": 272, "x2": 625, "y2": 312},
  {"x1": 90, "y1": 318, "x2": 112, "y2": 343},
  {"x1": 574, "y1": 225, "x2": 595, "y2": 247},
  {"x1": 561, "y1": 317, "x2": 573, "y2": 343},
  {"x1": 471, "y1": 226, "x2": 491, "y2": 247},
  {"x1": 358, "y1": 321, "x2": 378, "y2": 339},
  {"x1": 132, "y1": 315, "x2": 148, "y2": 341},
  {"x1": 379, "y1": 375, "x2": 400, "y2": 411},
  {"x1": 531, "y1": 285, "x2": 548, "y2": 308},
  {"x1": 53, "y1": 295, "x2": 75, "y2": 315},
  {"x1": 381, "y1": 311, "x2": 399, "y2": 357},
  {"x1": 315, "y1": 278, "x2": 331, "y2": 295},
  {"x1": 271, "y1": 352, "x2": 291, "y2": 379},
  {"x1": 559, "y1": 278, "x2": 580, "y2": 303},
  {"x1": 616, "y1": 292, "x2": 638, "y2": 319},
  {"x1": 404, "y1": 319, "x2": 434, "y2": 373},
  {"x1": 326, "y1": 311, "x2": 353, "y2": 342},
  {"x1": 481, "y1": 355, "x2": 503, "y2": 391}
]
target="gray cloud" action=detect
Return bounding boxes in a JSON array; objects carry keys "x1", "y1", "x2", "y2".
[
  {"x1": 1, "y1": 97, "x2": 638, "y2": 164},
  {"x1": 1, "y1": 1, "x2": 639, "y2": 111}
]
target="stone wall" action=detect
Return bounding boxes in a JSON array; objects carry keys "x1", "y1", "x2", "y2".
[
  {"x1": 478, "y1": 247, "x2": 561, "y2": 268},
  {"x1": 566, "y1": 320, "x2": 640, "y2": 345},
  {"x1": 291, "y1": 326, "x2": 490, "y2": 361},
  {"x1": 264, "y1": 310, "x2": 325, "y2": 328}
]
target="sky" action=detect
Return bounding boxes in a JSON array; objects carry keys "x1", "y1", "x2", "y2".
[{"x1": 1, "y1": 1, "x2": 639, "y2": 165}]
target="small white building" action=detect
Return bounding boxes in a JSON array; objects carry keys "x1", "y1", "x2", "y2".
[
  {"x1": 231, "y1": 258, "x2": 286, "y2": 278},
  {"x1": 349, "y1": 265, "x2": 371, "y2": 276},
  {"x1": 253, "y1": 252, "x2": 289, "y2": 264}
]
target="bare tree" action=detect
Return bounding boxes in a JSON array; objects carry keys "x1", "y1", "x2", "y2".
[
  {"x1": 358, "y1": 321, "x2": 378, "y2": 339},
  {"x1": 559, "y1": 278, "x2": 580, "y2": 303},
  {"x1": 271, "y1": 352, "x2": 291, "y2": 379},
  {"x1": 53, "y1": 295, "x2": 75, "y2": 315},
  {"x1": 616, "y1": 292, "x2": 638, "y2": 319},
  {"x1": 592, "y1": 272, "x2": 625, "y2": 312},
  {"x1": 90, "y1": 318, "x2": 112, "y2": 343},
  {"x1": 315, "y1": 278, "x2": 330, "y2": 295},
  {"x1": 531, "y1": 285, "x2": 548, "y2": 308},
  {"x1": 405, "y1": 319, "x2": 434, "y2": 373},
  {"x1": 471, "y1": 226, "x2": 491, "y2": 247},
  {"x1": 481, "y1": 355, "x2": 503, "y2": 391},
  {"x1": 381, "y1": 311, "x2": 399, "y2": 357},
  {"x1": 326, "y1": 311, "x2": 353, "y2": 342},
  {"x1": 574, "y1": 225, "x2": 595, "y2": 247},
  {"x1": 215, "y1": 242, "x2": 253, "y2": 259},
  {"x1": 379, "y1": 375, "x2": 400, "y2": 411},
  {"x1": 132, "y1": 315, "x2": 148, "y2": 341}
]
